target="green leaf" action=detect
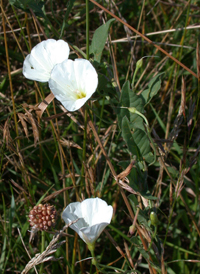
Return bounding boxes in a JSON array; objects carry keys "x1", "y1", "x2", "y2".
[
  {"x1": 130, "y1": 237, "x2": 150, "y2": 260},
  {"x1": 90, "y1": 18, "x2": 115, "y2": 62},
  {"x1": 141, "y1": 191, "x2": 158, "y2": 200},
  {"x1": 122, "y1": 116, "x2": 142, "y2": 160},
  {"x1": 132, "y1": 128, "x2": 151, "y2": 157},
  {"x1": 0, "y1": 236, "x2": 6, "y2": 272},
  {"x1": 117, "y1": 80, "x2": 145, "y2": 130},
  {"x1": 9, "y1": 0, "x2": 44, "y2": 17},
  {"x1": 122, "y1": 116, "x2": 152, "y2": 163},
  {"x1": 141, "y1": 73, "x2": 163, "y2": 105},
  {"x1": 97, "y1": 73, "x2": 113, "y2": 95}
]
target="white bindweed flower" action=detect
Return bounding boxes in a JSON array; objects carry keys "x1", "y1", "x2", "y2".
[
  {"x1": 62, "y1": 198, "x2": 113, "y2": 247},
  {"x1": 23, "y1": 39, "x2": 70, "y2": 82},
  {"x1": 48, "y1": 58, "x2": 98, "y2": 111}
]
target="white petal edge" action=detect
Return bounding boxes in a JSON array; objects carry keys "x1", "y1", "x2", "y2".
[{"x1": 23, "y1": 39, "x2": 70, "y2": 82}]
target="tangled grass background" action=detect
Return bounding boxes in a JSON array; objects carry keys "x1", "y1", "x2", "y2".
[{"x1": 0, "y1": 0, "x2": 200, "y2": 273}]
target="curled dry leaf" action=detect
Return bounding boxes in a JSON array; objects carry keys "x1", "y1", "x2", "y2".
[
  {"x1": 116, "y1": 161, "x2": 135, "y2": 181},
  {"x1": 36, "y1": 92, "x2": 55, "y2": 118},
  {"x1": 116, "y1": 178, "x2": 140, "y2": 196}
]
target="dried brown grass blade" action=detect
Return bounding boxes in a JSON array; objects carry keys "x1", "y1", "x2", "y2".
[
  {"x1": 3, "y1": 120, "x2": 16, "y2": 152},
  {"x1": 18, "y1": 113, "x2": 29, "y2": 138},
  {"x1": 25, "y1": 109, "x2": 39, "y2": 147},
  {"x1": 197, "y1": 41, "x2": 200, "y2": 80},
  {"x1": 42, "y1": 186, "x2": 74, "y2": 203},
  {"x1": 10, "y1": 179, "x2": 28, "y2": 194},
  {"x1": 180, "y1": 76, "x2": 186, "y2": 118},
  {"x1": 187, "y1": 99, "x2": 195, "y2": 136},
  {"x1": 36, "y1": 92, "x2": 55, "y2": 118},
  {"x1": 104, "y1": 229, "x2": 125, "y2": 258},
  {"x1": 60, "y1": 138, "x2": 82, "y2": 150},
  {"x1": 41, "y1": 112, "x2": 69, "y2": 121},
  {"x1": 5, "y1": 155, "x2": 20, "y2": 169},
  {"x1": 21, "y1": 220, "x2": 79, "y2": 274},
  {"x1": 124, "y1": 240, "x2": 134, "y2": 269},
  {"x1": 3, "y1": 119, "x2": 11, "y2": 147},
  {"x1": 36, "y1": 93, "x2": 85, "y2": 131}
]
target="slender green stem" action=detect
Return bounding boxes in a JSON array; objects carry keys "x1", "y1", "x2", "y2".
[
  {"x1": 163, "y1": 197, "x2": 176, "y2": 247},
  {"x1": 81, "y1": 0, "x2": 89, "y2": 186},
  {"x1": 40, "y1": 230, "x2": 45, "y2": 273},
  {"x1": 148, "y1": 226, "x2": 157, "y2": 251},
  {"x1": 89, "y1": 247, "x2": 107, "y2": 274},
  {"x1": 81, "y1": 106, "x2": 88, "y2": 185},
  {"x1": 89, "y1": 247, "x2": 129, "y2": 273},
  {"x1": 86, "y1": 0, "x2": 89, "y2": 59}
]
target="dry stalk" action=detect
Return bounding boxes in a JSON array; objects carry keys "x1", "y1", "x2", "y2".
[{"x1": 21, "y1": 219, "x2": 78, "y2": 274}]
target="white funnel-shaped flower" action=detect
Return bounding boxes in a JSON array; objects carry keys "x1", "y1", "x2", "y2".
[
  {"x1": 48, "y1": 58, "x2": 98, "y2": 111},
  {"x1": 62, "y1": 197, "x2": 113, "y2": 245}
]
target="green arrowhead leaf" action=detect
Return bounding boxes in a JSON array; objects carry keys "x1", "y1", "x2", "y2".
[
  {"x1": 90, "y1": 18, "x2": 115, "y2": 62},
  {"x1": 141, "y1": 73, "x2": 163, "y2": 105},
  {"x1": 122, "y1": 116, "x2": 142, "y2": 160},
  {"x1": 117, "y1": 80, "x2": 145, "y2": 130},
  {"x1": 122, "y1": 116, "x2": 153, "y2": 163}
]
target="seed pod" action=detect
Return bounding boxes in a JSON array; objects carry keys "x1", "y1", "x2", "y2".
[
  {"x1": 28, "y1": 203, "x2": 57, "y2": 231},
  {"x1": 150, "y1": 211, "x2": 159, "y2": 226}
]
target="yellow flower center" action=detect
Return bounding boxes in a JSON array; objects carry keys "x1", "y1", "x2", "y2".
[{"x1": 76, "y1": 90, "x2": 86, "y2": 99}]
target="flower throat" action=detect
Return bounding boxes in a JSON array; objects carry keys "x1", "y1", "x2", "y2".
[{"x1": 76, "y1": 90, "x2": 86, "y2": 99}]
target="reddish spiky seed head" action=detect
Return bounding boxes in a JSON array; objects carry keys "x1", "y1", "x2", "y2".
[{"x1": 28, "y1": 203, "x2": 57, "y2": 231}]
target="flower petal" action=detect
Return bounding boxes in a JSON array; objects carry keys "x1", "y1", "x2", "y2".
[
  {"x1": 73, "y1": 59, "x2": 98, "y2": 98},
  {"x1": 23, "y1": 39, "x2": 70, "y2": 82},
  {"x1": 80, "y1": 222, "x2": 111, "y2": 244},
  {"x1": 80, "y1": 197, "x2": 113, "y2": 226},
  {"x1": 62, "y1": 198, "x2": 113, "y2": 245},
  {"x1": 49, "y1": 58, "x2": 98, "y2": 111}
]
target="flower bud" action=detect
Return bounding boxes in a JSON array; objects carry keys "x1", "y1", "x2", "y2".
[
  {"x1": 136, "y1": 58, "x2": 143, "y2": 70},
  {"x1": 150, "y1": 211, "x2": 159, "y2": 226}
]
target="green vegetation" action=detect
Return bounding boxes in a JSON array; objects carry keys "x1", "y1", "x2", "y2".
[{"x1": 0, "y1": 0, "x2": 200, "y2": 273}]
